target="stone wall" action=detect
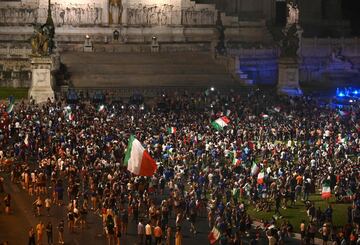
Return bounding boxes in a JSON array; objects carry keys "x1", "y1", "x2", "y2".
[
  {"x1": 0, "y1": 0, "x2": 226, "y2": 27},
  {"x1": 0, "y1": 57, "x2": 32, "y2": 88}
]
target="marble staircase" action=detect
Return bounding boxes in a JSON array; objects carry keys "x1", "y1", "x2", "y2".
[{"x1": 61, "y1": 51, "x2": 243, "y2": 93}]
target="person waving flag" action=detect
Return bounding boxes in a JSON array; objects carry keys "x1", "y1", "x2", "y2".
[
  {"x1": 124, "y1": 135, "x2": 157, "y2": 176},
  {"x1": 211, "y1": 116, "x2": 230, "y2": 131}
]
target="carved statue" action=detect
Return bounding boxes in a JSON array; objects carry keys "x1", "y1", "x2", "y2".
[
  {"x1": 287, "y1": 2, "x2": 299, "y2": 26},
  {"x1": 331, "y1": 47, "x2": 346, "y2": 62},
  {"x1": 31, "y1": 26, "x2": 50, "y2": 56},
  {"x1": 279, "y1": 23, "x2": 299, "y2": 58},
  {"x1": 30, "y1": 0, "x2": 55, "y2": 56},
  {"x1": 109, "y1": 0, "x2": 123, "y2": 25}
]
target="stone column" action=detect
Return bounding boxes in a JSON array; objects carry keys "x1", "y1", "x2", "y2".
[
  {"x1": 102, "y1": 0, "x2": 109, "y2": 26},
  {"x1": 29, "y1": 56, "x2": 55, "y2": 103},
  {"x1": 277, "y1": 57, "x2": 302, "y2": 96}
]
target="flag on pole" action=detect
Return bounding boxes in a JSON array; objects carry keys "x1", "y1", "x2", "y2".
[
  {"x1": 257, "y1": 171, "x2": 264, "y2": 184},
  {"x1": 232, "y1": 150, "x2": 240, "y2": 166},
  {"x1": 64, "y1": 106, "x2": 74, "y2": 121},
  {"x1": 273, "y1": 106, "x2": 281, "y2": 113},
  {"x1": 24, "y1": 134, "x2": 29, "y2": 147},
  {"x1": 260, "y1": 113, "x2": 269, "y2": 120},
  {"x1": 97, "y1": 104, "x2": 106, "y2": 112},
  {"x1": 208, "y1": 226, "x2": 220, "y2": 245},
  {"x1": 167, "y1": 127, "x2": 177, "y2": 134},
  {"x1": 6, "y1": 96, "x2": 14, "y2": 114},
  {"x1": 124, "y1": 135, "x2": 157, "y2": 176},
  {"x1": 232, "y1": 157, "x2": 241, "y2": 166},
  {"x1": 250, "y1": 162, "x2": 260, "y2": 176},
  {"x1": 339, "y1": 110, "x2": 350, "y2": 117},
  {"x1": 211, "y1": 116, "x2": 230, "y2": 131},
  {"x1": 321, "y1": 179, "x2": 331, "y2": 199}
]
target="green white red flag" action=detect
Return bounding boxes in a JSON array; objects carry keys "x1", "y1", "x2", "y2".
[
  {"x1": 321, "y1": 179, "x2": 331, "y2": 199},
  {"x1": 211, "y1": 116, "x2": 230, "y2": 131},
  {"x1": 6, "y1": 96, "x2": 14, "y2": 114},
  {"x1": 124, "y1": 135, "x2": 157, "y2": 176},
  {"x1": 167, "y1": 127, "x2": 177, "y2": 134},
  {"x1": 208, "y1": 226, "x2": 220, "y2": 245},
  {"x1": 257, "y1": 171, "x2": 264, "y2": 184},
  {"x1": 251, "y1": 162, "x2": 260, "y2": 176},
  {"x1": 97, "y1": 104, "x2": 106, "y2": 112}
]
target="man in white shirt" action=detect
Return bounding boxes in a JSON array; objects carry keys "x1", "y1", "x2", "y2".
[{"x1": 137, "y1": 219, "x2": 144, "y2": 245}]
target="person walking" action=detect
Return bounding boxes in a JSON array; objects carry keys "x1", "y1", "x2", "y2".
[
  {"x1": 36, "y1": 221, "x2": 44, "y2": 245},
  {"x1": 3, "y1": 193, "x2": 10, "y2": 214},
  {"x1": 45, "y1": 197, "x2": 51, "y2": 216},
  {"x1": 45, "y1": 221, "x2": 53, "y2": 245},
  {"x1": 138, "y1": 219, "x2": 145, "y2": 245},
  {"x1": 154, "y1": 223, "x2": 162, "y2": 245},
  {"x1": 57, "y1": 220, "x2": 65, "y2": 244},
  {"x1": 175, "y1": 226, "x2": 182, "y2": 245},
  {"x1": 28, "y1": 227, "x2": 36, "y2": 245},
  {"x1": 165, "y1": 226, "x2": 172, "y2": 245},
  {"x1": 33, "y1": 196, "x2": 43, "y2": 216},
  {"x1": 145, "y1": 221, "x2": 152, "y2": 245}
]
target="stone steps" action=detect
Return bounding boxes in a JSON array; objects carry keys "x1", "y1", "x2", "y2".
[
  {"x1": 62, "y1": 51, "x2": 238, "y2": 89},
  {"x1": 67, "y1": 64, "x2": 227, "y2": 75}
]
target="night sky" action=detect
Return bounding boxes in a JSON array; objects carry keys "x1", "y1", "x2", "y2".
[{"x1": 342, "y1": 0, "x2": 360, "y2": 35}]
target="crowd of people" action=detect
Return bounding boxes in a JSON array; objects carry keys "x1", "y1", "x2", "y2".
[{"x1": 0, "y1": 88, "x2": 359, "y2": 245}]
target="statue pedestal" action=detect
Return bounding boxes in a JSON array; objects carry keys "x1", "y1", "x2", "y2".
[
  {"x1": 84, "y1": 37, "x2": 93, "y2": 52},
  {"x1": 277, "y1": 57, "x2": 303, "y2": 96},
  {"x1": 29, "y1": 57, "x2": 54, "y2": 103}
]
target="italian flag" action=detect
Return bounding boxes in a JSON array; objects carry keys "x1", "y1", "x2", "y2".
[
  {"x1": 257, "y1": 171, "x2": 264, "y2": 184},
  {"x1": 24, "y1": 134, "x2": 29, "y2": 147},
  {"x1": 124, "y1": 135, "x2": 157, "y2": 176},
  {"x1": 260, "y1": 113, "x2": 269, "y2": 120},
  {"x1": 97, "y1": 104, "x2": 105, "y2": 112},
  {"x1": 250, "y1": 163, "x2": 259, "y2": 176},
  {"x1": 6, "y1": 96, "x2": 14, "y2": 114},
  {"x1": 208, "y1": 226, "x2": 220, "y2": 245},
  {"x1": 321, "y1": 179, "x2": 331, "y2": 199},
  {"x1": 339, "y1": 110, "x2": 350, "y2": 117},
  {"x1": 232, "y1": 150, "x2": 240, "y2": 166},
  {"x1": 64, "y1": 106, "x2": 74, "y2": 121},
  {"x1": 167, "y1": 127, "x2": 177, "y2": 134},
  {"x1": 211, "y1": 116, "x2": 230, "y2": 131},
  {"x1": 273, "y1": 106, "x2": 281, "y2": 113}
]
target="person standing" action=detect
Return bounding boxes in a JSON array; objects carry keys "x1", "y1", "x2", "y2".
[
  {"x1": 165, "y1": 226, "x2": 172, "y2": 245},
  {"x1": 36, "y1": 221, "x2": 45, "y2": 245},
  {"x1": 57, "y1": 220, "x2": 65, "y2": 244},
  {"x1": 175, "y1": 226, "x2": 182, "y2": 245},
  {"x1": 154, "y1": 223, "x2": 162, "y2": 245},
  {"x1": 145, "y1": 221, "x2": 152, "y2": 245},
  {"x1": 300, "y1": 220, "x2": 306, "y2": 245},
  {"x1": 3, "y1": 193, "x2": 10, "y2": 214},
  {"x1": 46, "y1": 221, "x2": 53, "y2": 245},
  {"x1": 33, "y1": 196, "x2": 43, "y2": 216},
  {"x1": 28, "y1": 227, "x2": 36, "y2": 245},
  {"x1": 137, "y1": 219, "x2": 145, "y2": 245},
  {"x1": 45, "y1": 197, "x2": 51, "y2": 216}
]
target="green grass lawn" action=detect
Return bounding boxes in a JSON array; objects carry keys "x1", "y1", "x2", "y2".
[
  {"x1": 0, "y1": 87, "x2": 28, "y2": 100},
  {"x1": 246, "y1": 194, "x2": 350, "y2": 232}
]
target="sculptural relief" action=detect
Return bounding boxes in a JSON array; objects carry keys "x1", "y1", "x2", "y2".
[
  {"x1": 279, "y1": 24, "x2": 300, "y2": 58},
  {"x1": 125, "y1": 4, "x2": 213, "y2": 26},
  {"x1": 182, "y1": 7, "x2": 214, "y2": 26},
  {"x1": 287, "y1": 2, "x2": 299, "y2": 26},
  {"x1": 0, "y1": 2, "x2": 103, "y2": 27},
  {"x1": 109, "y1": 0, "x2": 122, "y2": 25}
]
